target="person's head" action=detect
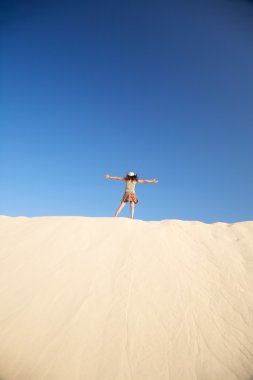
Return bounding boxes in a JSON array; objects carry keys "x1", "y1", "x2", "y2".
[{"x1": 125, "y1": 171, "x2": 139, "y2": 181}]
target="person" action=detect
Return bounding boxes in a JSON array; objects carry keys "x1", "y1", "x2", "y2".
[{"x1": 104, "y1": 172, "x2": 158, "y2": 219}]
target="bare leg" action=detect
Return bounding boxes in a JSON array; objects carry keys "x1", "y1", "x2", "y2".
[
  {"x1": 114, "y1": 202, "x2": 126, "y2": 217},
  {"x1": 130, "y1": 201, "x2": 135, "y2": 219}
]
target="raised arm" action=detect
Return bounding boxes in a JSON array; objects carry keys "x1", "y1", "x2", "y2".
[
  {"x1": 104, "y1": 174, "x2": 125, "y2": 181},
  {"x1": 137, "y1": 179, "x2": 158, "y2": 183}
]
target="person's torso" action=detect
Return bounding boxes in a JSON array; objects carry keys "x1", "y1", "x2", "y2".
[{"x1": 125, "y1": 180, "x2": 136, "y2": 193}]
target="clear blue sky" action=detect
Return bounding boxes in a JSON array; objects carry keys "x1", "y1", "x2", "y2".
[{"x1": 1, "y1": 0, "x2": 253, "y2": 222}]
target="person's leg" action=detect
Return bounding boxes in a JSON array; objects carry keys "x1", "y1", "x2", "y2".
[
  {"x1": 114, "y1": 202, "x2": 127, "y2": 217},
  {"x1": 130, "y1": 201, "x2": 135, "y2": 219}
]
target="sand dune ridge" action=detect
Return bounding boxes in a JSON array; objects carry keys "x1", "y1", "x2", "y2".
[{"x1": 0, "y1": 216, "x2": 253, "y2": 380}]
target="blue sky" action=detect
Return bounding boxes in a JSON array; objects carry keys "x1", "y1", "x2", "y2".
[{"x1": 1, "y1": 0, "x2": 253, "y2": 222}]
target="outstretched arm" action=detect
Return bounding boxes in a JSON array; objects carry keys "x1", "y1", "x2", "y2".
[
  {"x1": 104, "y1": 175, "x2": 125, "y2": 180},
  {"x1": 138, "y1": 179, "x2": 158, "y2": 183}
]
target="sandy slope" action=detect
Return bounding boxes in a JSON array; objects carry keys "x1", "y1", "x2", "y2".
[{"x1": 0, "y1": 216, "x2": 253, "y2": 380}]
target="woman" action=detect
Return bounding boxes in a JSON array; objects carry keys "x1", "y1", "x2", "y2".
[{"x1": 104, "y1": 172, "x2": 158, "y2": 219}]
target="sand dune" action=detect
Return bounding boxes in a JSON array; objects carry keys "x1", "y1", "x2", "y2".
[{"x1": 0, "y1": 215, "x2": 253, "y2": 380}]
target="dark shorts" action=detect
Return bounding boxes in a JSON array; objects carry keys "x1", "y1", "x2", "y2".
[{"x1": 121, "y1": 192, "x2": 139, "y2": 204}]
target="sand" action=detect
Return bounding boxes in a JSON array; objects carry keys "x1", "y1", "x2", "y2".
[{"x1": 0, "y1": 215, "x2": 253, "y2": 380}]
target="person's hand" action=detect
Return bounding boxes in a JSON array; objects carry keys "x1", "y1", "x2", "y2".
[
  {"x1": 104, "y1": 174, "x2": 110, "y2": 179},
  {"x1": 153, "y1": 179, "x2": 158, "y2": 183}
]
